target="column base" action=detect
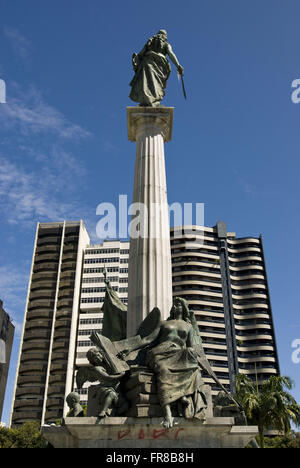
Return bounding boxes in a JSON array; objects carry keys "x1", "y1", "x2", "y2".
[{"x1": 42, "y1": 416, "x2": 258, "y2": 448}]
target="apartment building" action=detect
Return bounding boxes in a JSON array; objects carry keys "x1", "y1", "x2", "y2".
[
  {"x1": 170, "y1": 221, "x2": 280, "y2": 394},
  {"x1": 0, "y1": 300, "x2": 15, "y2": 420},
  {"x1": 10, "y1": 221, "x2": 89, "y2": 427}
]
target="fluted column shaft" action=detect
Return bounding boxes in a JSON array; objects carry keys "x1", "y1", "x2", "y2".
[{"x1": 126, "y1": 107, "x2": 173, "y2": 337}]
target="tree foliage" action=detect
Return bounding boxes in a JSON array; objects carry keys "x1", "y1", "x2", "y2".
[
  {"x1": 0, "y1": 422, "x2": 47, "y2": 448},
  {"x1": 235, "y1": 374, "x2": 300, "y2": 448},
  {"x1": 264, "y1": 432, "x2": 300, "y2": 448}
]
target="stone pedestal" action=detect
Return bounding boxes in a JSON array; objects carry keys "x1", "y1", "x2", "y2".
[
  {"x1": 42, "y1": 417, "x2": 258, "y2": 448},
  {"x1": 126, "y1": 107, "x2": 174, "y2": 337}
]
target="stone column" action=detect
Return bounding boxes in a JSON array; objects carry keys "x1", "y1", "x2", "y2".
[{"x1": 126, "y1": 107, "x2": 173, "y2": 337}]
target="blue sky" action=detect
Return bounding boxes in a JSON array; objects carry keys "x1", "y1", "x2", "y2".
[{"x1": 0, "y1": 0, "x2": 300, "y2": 426}]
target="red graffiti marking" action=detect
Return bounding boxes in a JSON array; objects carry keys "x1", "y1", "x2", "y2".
[
  {"x1": 152, "y1": 428, "x2": 170, "y2": 439},
  {"x1": 117, "y1": 429, "x2": 131, "y2": 440},
  {"x1": 174, "y1": 428, "x2": 184, "y2": 439},
  {"x1": 138, "y1": 428, "x2": 146, "y2": 439}
]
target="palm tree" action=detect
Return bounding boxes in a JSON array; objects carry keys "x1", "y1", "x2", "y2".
[{"x1": 235, "y1": 374, "x2": 300, "y2": 448}]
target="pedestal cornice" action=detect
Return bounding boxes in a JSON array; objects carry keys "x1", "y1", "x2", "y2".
[{"x1": 127, "y1": 106, "x2": 174, "y2": 143}]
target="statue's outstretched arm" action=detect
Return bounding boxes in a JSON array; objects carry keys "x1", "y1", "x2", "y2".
[{"x1": 166, "y1": 44, "x2": 183, "y2": 73}]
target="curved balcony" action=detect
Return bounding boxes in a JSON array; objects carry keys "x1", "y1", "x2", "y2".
[
  {"x1": 56, "y1": 299, "x2": 73, "y2": 309},
  {"x1": 173, "y1": 282, "x2": 223, "y2": 296},
  {"x1": 46, "y1": 398, "x2": 64, "y2": 409},
  {"x1": 230, "y1": 273, "x2": 265, "y2": 283},
  {"x1": 30, "y1": 281, "x2": 57, "y2": 292},
  {"x1": 29, "y1": 290, "x2": 56, "y2": 301},
  {"x1": 57, "y1": 289, "x2": 74, "y2": 301},
  {"x1": 237, "y1": 341, "x2": 275, "y2": 351},
  {"x1": 63, "y1": 235, "x2": 79, "y2": 243},
  {"x1": 229, "y1": 264, "x2": 264, "y2": 274},
  {"x1": 20, "y1": 352, "x2": 48, "y2": 364},
  {"x1": 47, "y1": 385, "x2": 65, "y2": 397},
  {"x1": 179, "y1": 296, "x2": 223, "y2": 309},
  {"x1": 228, "y1": 253, "x2": 262, "y2": 263},
  {"x1": 227, "y1": 246, "x2": 261, "y2": 255},
  {"x1": 35, "y1": 244, "x2": 61, "y2": 255},
  {"x1": 12, "y1": 410, "x2": 42, "y2": 426},
  {"x1": 23, "y1": 329, "x2": 52, "y2": 342},
  {"x1": 232, "y1": 292, "x2": 268, "y2": 301},
  {"x1": 50, "y1": 362, "x2": 67, "y2": 374},
  {"x1": 60, "y1": 261, "x2": 76, "y2": 272},
  {"x1": 18, "y1": 363, "x2": 48, "y2": 376},
  {"x1": 200, "y1": 331, "x2": 227, "y2": 340},
  {"x1": 228, "y1": 237, "x2": 260, "y2": 246},
  {"x1": 63, "y1": 244, "x2": 78, "y2": 254},
  {"x1": 26, "y1": 309, "x2": 53, "y2": 321},
  {"x1": 235, "y1": 323, "x2": 272, "y2": 332},
  {"x1": 51, "y1": 351, "x2": 69, "y2": 362},
  {"x1": 38, "y1": 227, "x2": 62, "y2": 237},
  {"x1": 15, "y1": 387, "x2": 45, "y2": 398},
  {"x1": 52, "y1": 340, "x2": 69, "y2": 352},
  {"x1": 33, "y1": 262, "x2": 58, "y2": 273},
  {"x1": 172, "y1": 251, "x2": 221, "y2": 264},
  {"x1": 35, "y1": 253, "x2": 60, "y2": 263},
  {"x1": 31, "y1": 271, "x2": 58, "y2": 283},
  {"x1": 233, "y1": 303, "x2": 268, "y2": 311},
  {"x1": 36, "y1": 236, "x2": 61, "y2": 246},
  {"x1": 44, "y1": 409, "x2": 63, "y2": 423},
  {"x1": 62, "y1": 252, "x2": 77, "y2": 262},
  {"x1": 194, "y1": 310, "x2": 224, "y2": 321},
  {"x1": 173, "y1": 274, "x2": 222, "y2": 286},
  {"x1": 49, "y1": 374, "x2": 66, "y2": 385},
  {"x1": 197, "y1": 320, "x2": 225, "y2": 331},
  {"x1": 173, "y1": 265, "x2": 221, "y2": 278},
  {"x1": 28, "y1": 299, "x2": 55, "y2": 311},
  {"x1": 54, "y1": 319, "x2": 72, "y2": 331},
  {"x1": 17, "y1": 374, "x2": 46, "y2": 385},
  {"x1": 59, "y1": 279, "x2": 75, "y2": 290},
  {"x1": 238, "y1": 356, "x2": 276, "y2": 364},
  {"x1": 231, "y1": 282, "x2": 266, "y2": 291},
  {"x1": 60, "y1": 271, "x2": 76, "y2": 281},
  {"x1": 52, "y1": 329, "x2": 70, "y2": 340},
  {"x1": 22, "y1": 340, "x2": 50, "y2": 352},
  {"x1": 14, "y1": 400, "x2": 43, "y2": 412},
  {"x1": 56, "y1": 309, "x2": 72, "y2": 320},
  {"x1": 239, "y1": 367, "x2": 278, "y2": 375}
]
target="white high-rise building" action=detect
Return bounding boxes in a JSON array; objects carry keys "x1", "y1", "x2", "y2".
[{"x1": 74, "y1": 240, "x2": 129, "y2": 405}]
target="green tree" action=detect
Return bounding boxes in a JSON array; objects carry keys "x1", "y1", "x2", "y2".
[
  {"x1": 0, "y1": 422, "x2": 47, "y2": 448},
  {"x1": 264, "y1": 432, "x2": 300, "y2": 448},
  {"x1": 235, "y1": 374, "x2": 300, "y2": 448}
]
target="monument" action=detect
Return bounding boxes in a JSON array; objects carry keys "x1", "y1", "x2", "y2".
[{"x1": 42, "y1": 30, "x2": 258, "y2": 449}]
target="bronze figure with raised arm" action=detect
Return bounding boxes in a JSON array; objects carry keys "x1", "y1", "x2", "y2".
[{"x1": 129, "y1": 29, "x2": 184, "y2": 107}]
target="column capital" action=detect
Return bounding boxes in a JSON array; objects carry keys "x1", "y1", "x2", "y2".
[{"x1": 127, "y1": 106, "x2": 174, "y2": 143}]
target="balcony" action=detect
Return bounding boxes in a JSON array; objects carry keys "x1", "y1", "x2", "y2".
[
  {"x1": 35, "y1": 244, "x2": 61, "y2": 255},
  {"x1": 33, "y1": 262, "x2": 59, "y2": 273},
  {"x1": 23, "y1": 329, "x2": 51, "y2": 341},
  {"x1": 47, "y1": 385, "x2": 65, "y2": 397},
  {"x1": 60, "y1": 261, "x2": 77, "y2": 272},
  {"x1": 31, "y1": 271, "x2": 58, "y2": 283},
  {"x1": 26, "y1": 310, "x2": 53, "y2": 320},
  {"x1": 18, "y1": 363, "x2": 48, "y2": 375},
  {"x1": 27, "y1": 299, "x2": 55, "y2": 311},
  {"x1": 36, "y1": 236, "x2": 61, "y2": 246}
]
